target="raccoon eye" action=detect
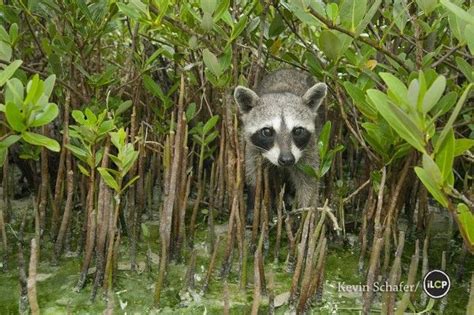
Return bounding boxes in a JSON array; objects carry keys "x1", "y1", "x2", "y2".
[
  {"x1": 292, "y1": 127, "x2": 305, "y2": 136},
  {"x1": 260, "y1": 127, "x2": 274, "y2": 137}
]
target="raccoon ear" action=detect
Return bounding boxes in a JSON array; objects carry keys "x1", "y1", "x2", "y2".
[
  {"x1": 234, "y1": 86, "x2": 260, "y2": 113},
  {"x1": 302, "y1": 83, "x2": 327, "y2": 112}
]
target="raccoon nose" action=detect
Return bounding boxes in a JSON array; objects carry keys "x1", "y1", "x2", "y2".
[{"x1": 278, "y1": 153, "x2": 295, "y2": 166}]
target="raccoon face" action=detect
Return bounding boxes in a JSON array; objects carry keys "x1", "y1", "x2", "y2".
[
  {"x1": 250, "y1": 123, "x2": 311, "y2": 166},
  {"x1": 234, "y1": 83, "x2": 327, "y2": 167}
]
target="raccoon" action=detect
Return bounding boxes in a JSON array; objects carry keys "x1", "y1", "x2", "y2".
[{"x1": 234, "y1": 69, "x2": 327, "y2": 215}]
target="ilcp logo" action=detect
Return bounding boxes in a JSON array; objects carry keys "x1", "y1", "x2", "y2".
[{"x1": 423, "y1": 269, "x2": 451, "y2": 299}]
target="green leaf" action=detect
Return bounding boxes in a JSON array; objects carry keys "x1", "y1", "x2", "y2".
[
  {"x1": 30, "y1": 103, "x2": 59, "y2": 127},
  {"x1": 8, "y1": 24, "x2": 18, "y2": 44},
  {"x1": 201, "y1": 11, "x2": 214, "y2": 32},
  {"x1": 465, "y1": 24, "x2": 474, "y2": 55},
  {"x1": 154, "y1": 0, "x2": 170, "y2": 24},
  {"x1": 95, "y1": 149, "x2": 104, "y2": 167},
  {"x1": 297, "y1": 164, "x2": 319, "y2": 179},
  {"x1": 362, "y1": 122, "x2": 390, "y2": 156},
  {"x1": 122, "y1": 150, "x2": 139, "y2": 175},
  {"x1": 229, "y1": 16, "x2": 247, "y2": 42},
  {"x1": 416, "y1": 71, "x2": 427, "y2": 113},
  {"x1": 344, "y1": 82, "x2": 377, "y2": 120},
  {"x1": 98, "y1": 167, "x2": 120, "y2": 192},
  {"x1": 423, "y1": 75, "x2": 446, "y2": 114},
  {"x1": 65, "y1": 144, "x2": 89, "y2": 161},
  {"x1": 84, "y1": 108, "x2": 97, "y2": 124},
  {"x1": 203, "y1": 49, "x2": 222, "y2": 77},
  {"x1": 454, "y1": 138, "x2": 474, "y2": 156},
  {"x1": 447, "y1": 6, "x2": 469, "y2": 42},
  {"x1": 0, "y1": 25, "x2": 9, "y2": 42},
  {"x1": 441, "y1": 0, "x2": 474, "y2": 25},
  {"x1": 186, "y1": 103, "x2": 197, "y2": 121},
  {"x1": 203, "y1": 115, "x2": 219, "y2": 134},
  {"x1": 414, "y1": 166, "x2": 448, "y2": 207},
  {"x1": 5, "y1": 101, "x2": 26, "y2": 132},
  {"x1": 0, "y1": 134, "x2": 21, "y2": 148},
  {"x1": 339, "y1": 0, "x2": 366, "y2": 32},
  {"x1": 392, "y1": 143, "x2": 413, "y2": 161},
  {"x1": 116, "y1": 2, "x2": 144, "y2": 20},
  {"x1": 355, "y1": 0, "x2": 381, "y2": 36},
  {"x1": 22, "y1": 131, "x2": 60, "y2": 152},
  {"x1": 282, "y1": 1, "x2": 315, "y2": 26},
  {"x1": 326, "y1": 3, "x2": 339, "y2": 23},
  {"x1": 110, "y1": 128, "x2": 127, "y2": 150},
  {"x1": 455, "y1": 57, "x2": 474, "y2": 82},
  {"x1": 319, "y1": 30, "x2": 342, "y2": 61},
  {"x1": 219, "y1": 48, "x2": 233, "y2": 74},
  {"x1": 457, "y1": 203, "x2": 474, "y2": 248},
  {"x1": 435, "y1": 129, "x2": 454, "y2": 183},
  {"x1": 318, "y1": 121, "x2": 331, "y2": 159},
  {"x1": 422, "y1": 154, "x2": 442, "y2": 184},
  {"x1": 416, "y1": 0, "x2": 438, "y2": 15},
  {"x1": 24, "y1": 74, "x2": 44, "y2": 106},
  {"x1": 367, "y1": 89, "x2": 426, "y2": 153},
  {"x1": 143, "y1": 75, "x2": 171, "y2": 107},
  {"x1": 115, "y1": 100, "x2": 133, "y2": 116},
  {"x1": 201, "y1": 0, "x2": 217, "y2": 14},
  {"x1": 192, "y1": 134, "x2": 203, "y2": 146},
  {"x1": 213, "y1": 0, "x2": 229, "y2": 22},
  {"x1": 320, "y1": 155, "x2": 333, "y2": 178},
  {"x1": 204, "y1": 130, "x2": 219, "y2": 145},
  {"x1": 321, "y1": 146, "x2": 344, "y2": 177},
  {"x1": 141, "y1": 222, "x2": 150, "y2": 238},
  {"x1": 72, "y1": 110, "x2": 87, "y2": 125},
  {"x1": 5, "y1": 78, "x2": 24, "y2": 105},
  {"x1": 122, "y1": 175, "x2": 140, "y2": 193},
  {"x1": 393, "y1": 0, "x2": 409, "y2": 33},
  {"x1": 77, "y1": 0, "x2": 93, "y2": 21},
  {"x1": 332, "y1": 144, "x2": 345, "y2": 154},
  {"x1": 0, "y1": 60, "x2": 22, "y2": 87},
  {"x1": 269, "y1": 13, "x2": 285, "y2": 37},
  {"x1": 431, "y1": 91, "x2": 457, "y2": 118},
  {"x1": 0, "y1": 41, "x2": 12, "y2": 61},
  {"x1": 407, "y1": 78, "x2": 419, "y2": 111},
  {"x1": 43, "y1": 75, "x2": 56, "y2": 99},
  {"x1": 98, "y1": 120, "x2": 115, "y2": 136},
  {"x1": 379, "y1": 72, "x2": 408, "y2": 107},
  {"x1": 77, "y1": 164, "x2": 90, "y2": 177},
  {"x1": 436, "y1": 83, "x2": 473, "y2": 153}
]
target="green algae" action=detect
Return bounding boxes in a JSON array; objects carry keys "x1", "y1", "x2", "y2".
[{"x1": 0, "y1": 225, "x2": 471, "y2": 314}]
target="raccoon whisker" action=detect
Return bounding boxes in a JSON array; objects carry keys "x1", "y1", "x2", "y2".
[{"x1": 248, "y1": 142, "x2": 270, "y2": 152}]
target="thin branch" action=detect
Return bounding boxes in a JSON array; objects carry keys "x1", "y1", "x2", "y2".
[
  {"x1": 274, "y1": 2, "x2": 321, "y2": 64},
  {"x1": 343, "y1": 179, "x2": 371, "y2": 204},
  {"x1": 334, "y1": 83, "x2": 380, "y2": 163},
  {"x1": 287, "y1": 200, "x2": 341, "y2": 233},
  {"x1": 242, "y1": 42, "x2": 306, "y2": 70},
  {"x1": 21, "y1": 12, "x2": 46, "y2": 59},
  {"x1": 0, "y1": 59, "x2": 89, "y2": 104},
  {"x1": 432, "y1": 44, "x2": 462, "y2": 68},
  {"x1": 307, "y1": 7, "x2": 411, "y2": 72},
  {"x1": 450, "y1": 187, "x2": 474, "y2": 210},
  {"x1": 153, "y1": 13, "x2": 219, "y2": 54},
  {"x1": 250, "y1": 1, "x2": 270, "y2": 89},
  {"x1": 0, "y1": 132, "x2": 13, "y2": 142}
]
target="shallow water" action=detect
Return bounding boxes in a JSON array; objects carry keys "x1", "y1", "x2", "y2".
[{"x1": 0, "y1": 231, "x2": 470, "y2": 314}]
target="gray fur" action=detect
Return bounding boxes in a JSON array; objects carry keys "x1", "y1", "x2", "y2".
[{"x1": 234, "y1": 69, "x2": 327, "y2": 208}]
